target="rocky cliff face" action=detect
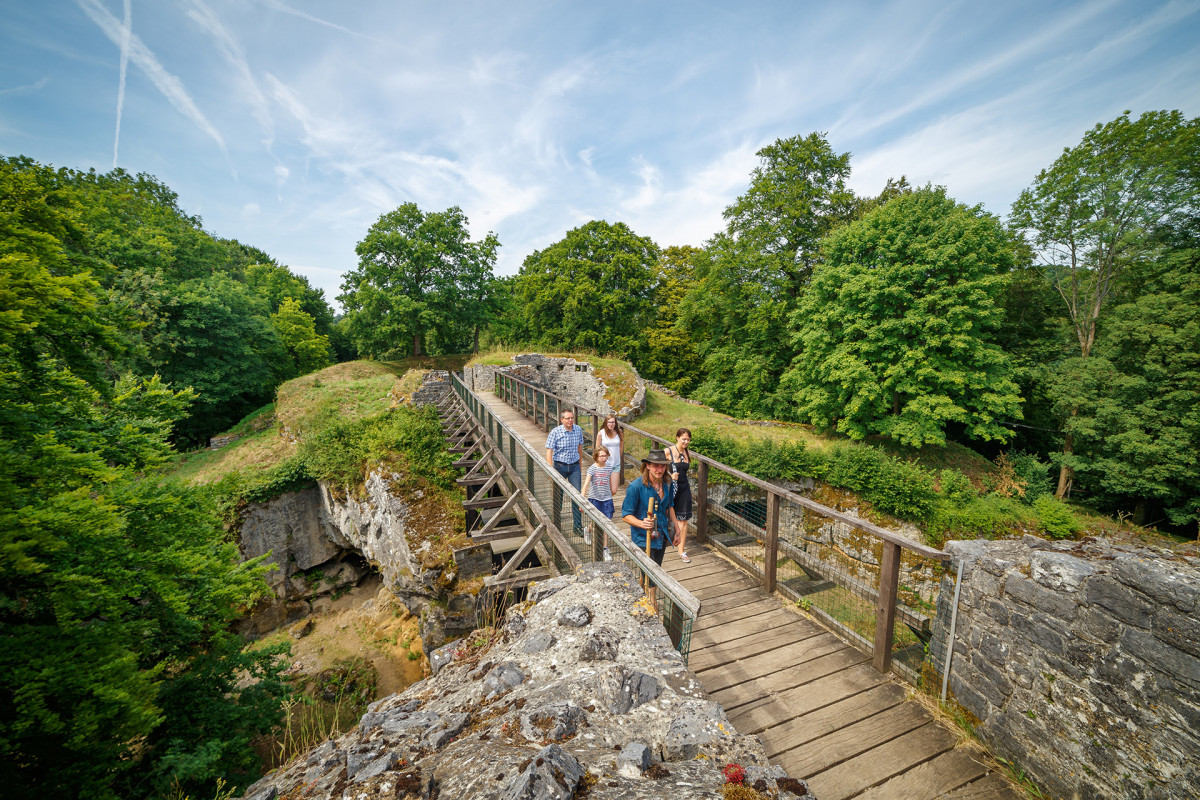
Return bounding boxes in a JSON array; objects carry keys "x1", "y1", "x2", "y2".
[
  {"x1": 237, "y1": 471, "x2": 477, "y2": 650},
  {"x1": 240, "y1": 562, "x2": 814, "y2": 800}
]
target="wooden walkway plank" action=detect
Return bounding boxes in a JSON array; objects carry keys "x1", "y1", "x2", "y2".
[
  {"x1": 725, "y1": 662, "x2": 884, "y2": 731},
  {"x1": 854, "y1": 749, "x2": 990, "y2": 800},
  {"x1": 802, "y1": 722, "x2": 959, "y2": 800},
  {"x1": 935, "y1": 774, "x2": 1024, "y2": 799},
  {"x1": 785, "y1": 701, "x2": 933, "y2": 777},
  {"x1": 765, "y1": 683, "x2": 908, "y2": 759},
  {"x1": 688, "y1": 626, "x2": 831, "y2": 672}
]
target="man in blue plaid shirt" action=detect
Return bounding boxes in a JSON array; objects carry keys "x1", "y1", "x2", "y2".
[{"x1": 545, "y1": 409, "x2": 584, "y2": 531}]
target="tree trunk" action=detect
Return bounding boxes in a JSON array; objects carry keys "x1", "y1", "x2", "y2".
[
  {"x1": 1056, "y1": 429, "x2": 1074, "y2": 499},
  {"x1": 412, "y1": 333, "x2": 423, "y2": 357},
  {"x1": 473, "y1": 324, "x2": 480, "y2": 353}
]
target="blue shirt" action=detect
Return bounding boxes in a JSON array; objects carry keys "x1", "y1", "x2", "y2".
[
  {"x1": 621, "y1": 476, "x2": 675, "y2": 550},
  {"x1": 545, "y1": 424, "x2": 584, "y2": 464}
]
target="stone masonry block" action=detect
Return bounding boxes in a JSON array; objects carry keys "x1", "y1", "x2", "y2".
[{"x1": 1112, "y1": 556, "x2": 1199, "y2": 613}]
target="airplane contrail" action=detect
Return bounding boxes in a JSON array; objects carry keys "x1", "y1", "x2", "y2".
[
  {"x1": 77, "y1": 0, "x2": 226, "y2": 154},
  {"x1": 112, "y1": 0, "x2": 130, "y2": 168}
]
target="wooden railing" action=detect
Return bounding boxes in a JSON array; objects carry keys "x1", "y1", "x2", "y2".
[
  {"x1": 492, "y1": 370, "x2": 949, "y2": 677},
  {"x1": 450, "y1": 373, "x2": 701, "y2": 660}
]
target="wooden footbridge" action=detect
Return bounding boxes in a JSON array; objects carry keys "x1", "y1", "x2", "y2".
[{"x1": 435, "y1": 372, "x2": 1022, "y2": 800}]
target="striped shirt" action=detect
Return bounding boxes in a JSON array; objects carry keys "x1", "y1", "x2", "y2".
[
  {"x1": 545, "y1": 424, "x2": 583, "y2": 463},
  {"x1": 586, "y1": 464, "x2": 615, "y2": 501}
]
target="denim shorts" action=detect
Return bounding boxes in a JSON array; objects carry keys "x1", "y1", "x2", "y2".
[{"x1": 589, "y1": 498, "x2": 614, "y2": 519}]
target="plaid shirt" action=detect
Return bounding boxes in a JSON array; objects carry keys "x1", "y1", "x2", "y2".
[{"x1": 545, "y1": 424, "x2": 584, "y2": 463}]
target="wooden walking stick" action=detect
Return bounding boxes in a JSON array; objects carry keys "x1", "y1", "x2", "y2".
[{"x1": 642, "y1": 494, "x2": 657, "y2": 597}]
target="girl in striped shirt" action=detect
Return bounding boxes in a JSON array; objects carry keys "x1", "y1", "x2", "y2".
[{"x1": 582, "y1": 445, "x2": 618, "y2": 560}]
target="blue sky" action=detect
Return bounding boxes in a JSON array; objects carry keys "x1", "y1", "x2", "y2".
[{"x1": 3, "y1": 1, "x2": 1199, "y2": 306}]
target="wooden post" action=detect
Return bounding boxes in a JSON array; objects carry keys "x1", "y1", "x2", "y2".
[
  {"x1": 695, "y1": 461, "x2": 709, "y2": 542},
  {"x1": 873, "y1": 541, "x2": 902, "y2": 674},
  {"x1": 763, "y1": 491, "x2": 780, "y2": 593},
  {"x1": 592, "y1": 414, "x2": 599, "y2": 455}
]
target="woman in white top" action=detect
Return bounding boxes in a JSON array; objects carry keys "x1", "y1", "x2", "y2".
[{"x1": 597, "y1": 415, "x2": 624, "y2": 485}]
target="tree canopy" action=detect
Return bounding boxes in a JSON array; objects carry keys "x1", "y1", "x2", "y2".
[
  {"x1": 514, "y1": 220, "x2": 659, "y2": 358},
  {"x1": 340, "y1": 203, "x2": 499, "y2": 358},
  {"x1": 784, "y1": 186, "x2": 1022, "y2": 447}
]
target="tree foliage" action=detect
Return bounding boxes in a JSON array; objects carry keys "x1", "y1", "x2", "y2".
[
  {"x1": 784, "y1": 186, "x2": 1022, "y2": 446},
  {"x1": 679, "y1": 132, "x2": 857, "y2": 417},
  {"x1": 640, "y1": 245, "x2": 703, "y2": 393},
  {"x1": 515, "y1": 220, "x2": 659, "y2": 358},
  {"x1": 340, "y1": 203, "x2": 499, "y2": 358}
]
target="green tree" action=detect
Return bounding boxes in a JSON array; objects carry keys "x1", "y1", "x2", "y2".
[
  {"x1": 245, "y1": 262, "x2": 337, "y2": 336},
  {"x1": 515, "y1": 220, "x2": 659, "y2": 358},
  {"x1": 784, "y1": 186, "x2": 1022, "y2": 447},
  {"x1": 271, "y1": 297, "x2": 333, "y2": 378},
  {"x1": 148, "y1": 274, "x2": 287, "y2": 445},
  {"x1": 340, "y1": 203, "x2": 498, "y2": 358},
  {"x1": 1046, "y1": 242, "x2": 1200, "y2": 527},
  {"x1": 1010, "y1": 109, "x2": 1200, "y2": 495},
  {"x1": 679, "y1": 132, "x2": 858, "y2": 417},
  {"x1": 641, "y1": 245, "x2": 703, "y2": 393}
]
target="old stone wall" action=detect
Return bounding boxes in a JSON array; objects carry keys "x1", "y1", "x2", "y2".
[
  {"x1": 936, "y1": 536, "x2": 1199, "y2": 800},
  {"x1": 465, "y1": 353, "x2": 647, "y2": 418},
  {"x1": 238, "y1": 562, "x2": 814, "y2": 800}
]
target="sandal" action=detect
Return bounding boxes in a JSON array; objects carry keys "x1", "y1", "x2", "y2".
[{"x1": 679, "y1": 551, "x2": 690, "y2": 563}]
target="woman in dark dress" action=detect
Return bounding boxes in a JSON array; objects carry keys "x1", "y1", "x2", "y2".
[{"x1": 667, "y1": 428, "x2": 692, "y2": 563}]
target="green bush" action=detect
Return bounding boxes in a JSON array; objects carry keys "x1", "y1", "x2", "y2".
[
  {"x1": 938, "y1": 469, "x2": 977, "y2": 505},
  {"x1": 827, "y1": 446, "x2": 938, "y2": 519},
  {"x1": 929, "y1": 494, "x2": 1033, "y2": 542},
  {"x1": 688, "y1": 426, "x2": 830, "y2": 482},
  {"x1": 1033, "y1": 494, "x2": 1080, "y2": 539},
  {"x1": 1008, "y1": 451, "x2": 1052, "y2": 503}
]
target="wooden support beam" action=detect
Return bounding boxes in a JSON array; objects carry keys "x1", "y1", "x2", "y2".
[
  {"x1": 492, "y1": 523, "x2": 546, "y2": 582},
  {"x1": 470, "y1": 524, "x2": 527, "y2": 543},
  {"x1": 485, "y1": 566, "x2": 551, "y2": 591},
  {"x1": 873, "y1": 541, "x2": 902, "y2": 674},
  {"x1": 463, "y1": 495, "x2": 511, "y2": 511},
  {"x1": 472, "y1": 493, "x2": 520, "y2": 537},
  {"x1": 695, "y1": 461, "x2": 709, "y2": 542},
  {"x1": 469, "y1": 468, "x2": 504, "y2": 501}
]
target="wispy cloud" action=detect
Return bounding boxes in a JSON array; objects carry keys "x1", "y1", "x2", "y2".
[
  {"x1": 261, "y1": 0, "x2": 383, "y2": 43},
  {"x1": 183, "y1": 0, "x2": 275, "y2": 148},
  {"x1": 0, "y1": 76, "x2": 51, "y2": 96},
  {"x1": 111, "y1": 0, "x2": 130, "y2": 168},
  {"x1": 77, "y1": 0, "x2": 225, "y2": 153}
]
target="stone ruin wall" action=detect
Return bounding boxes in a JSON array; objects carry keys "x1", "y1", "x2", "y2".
[
  {"x1": 464, "y1": 353, "x2": 647, "y2": 418},
  {"x1": 934, "y1": 537, "x2": 1199, "y2": 800}
]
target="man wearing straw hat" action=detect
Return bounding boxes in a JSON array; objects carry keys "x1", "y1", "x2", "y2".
[{"x1": 621, "y1": 448, "x2": 677, "y2": 610}]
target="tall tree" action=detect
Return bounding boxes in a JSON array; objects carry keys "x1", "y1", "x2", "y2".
[
  {"x1": 1010, "y1": 110, "x2": 1200, "y2": 495},
  {"x1": 515, "y1": 220, "x2": 659, "y2": 358},
  {"x1": 340, "y1": 203, "x2": 498, "y2": 358},
  {"x1": 271, "y1": 296, "x2": 333, "y2": 378},
  {"x1": 678, "y1": 132, "x2": 858, "y2": 417},
  {"x1": 641, "y1": 245, "x2": 703, "y2": 393},
  {"x1": 783, "y1": 186, "x2": 1022, "y2": 447}
]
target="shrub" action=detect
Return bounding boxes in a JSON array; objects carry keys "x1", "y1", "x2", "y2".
[
  {"x1": 1008, "y1": 451, "x2": 1052, "y2": 503},
  {"x1": 938, "y1": 469, "x2": 977, "y2": 505},
  {"x1": 928, "y1": 494, "x2": 1034, "y2": 544},
  {"x1": 1033, "y1": 495, "x2": 1080, "y2": 539},
  {"x1": 827, "y1": 447, "x2": 938, "y2": 520}
]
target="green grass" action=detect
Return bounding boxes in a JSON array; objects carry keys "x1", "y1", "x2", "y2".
[{"x1": 637, "y1": 388, "x2": 835, "y2": 449}]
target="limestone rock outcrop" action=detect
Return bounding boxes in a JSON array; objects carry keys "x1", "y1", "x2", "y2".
[
  {"x1": 237, "y1": 470, "x2": 476, "y2": 649},
  {"x1": 240, "y1": 562, "x2": 814, "y2": 800}
]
